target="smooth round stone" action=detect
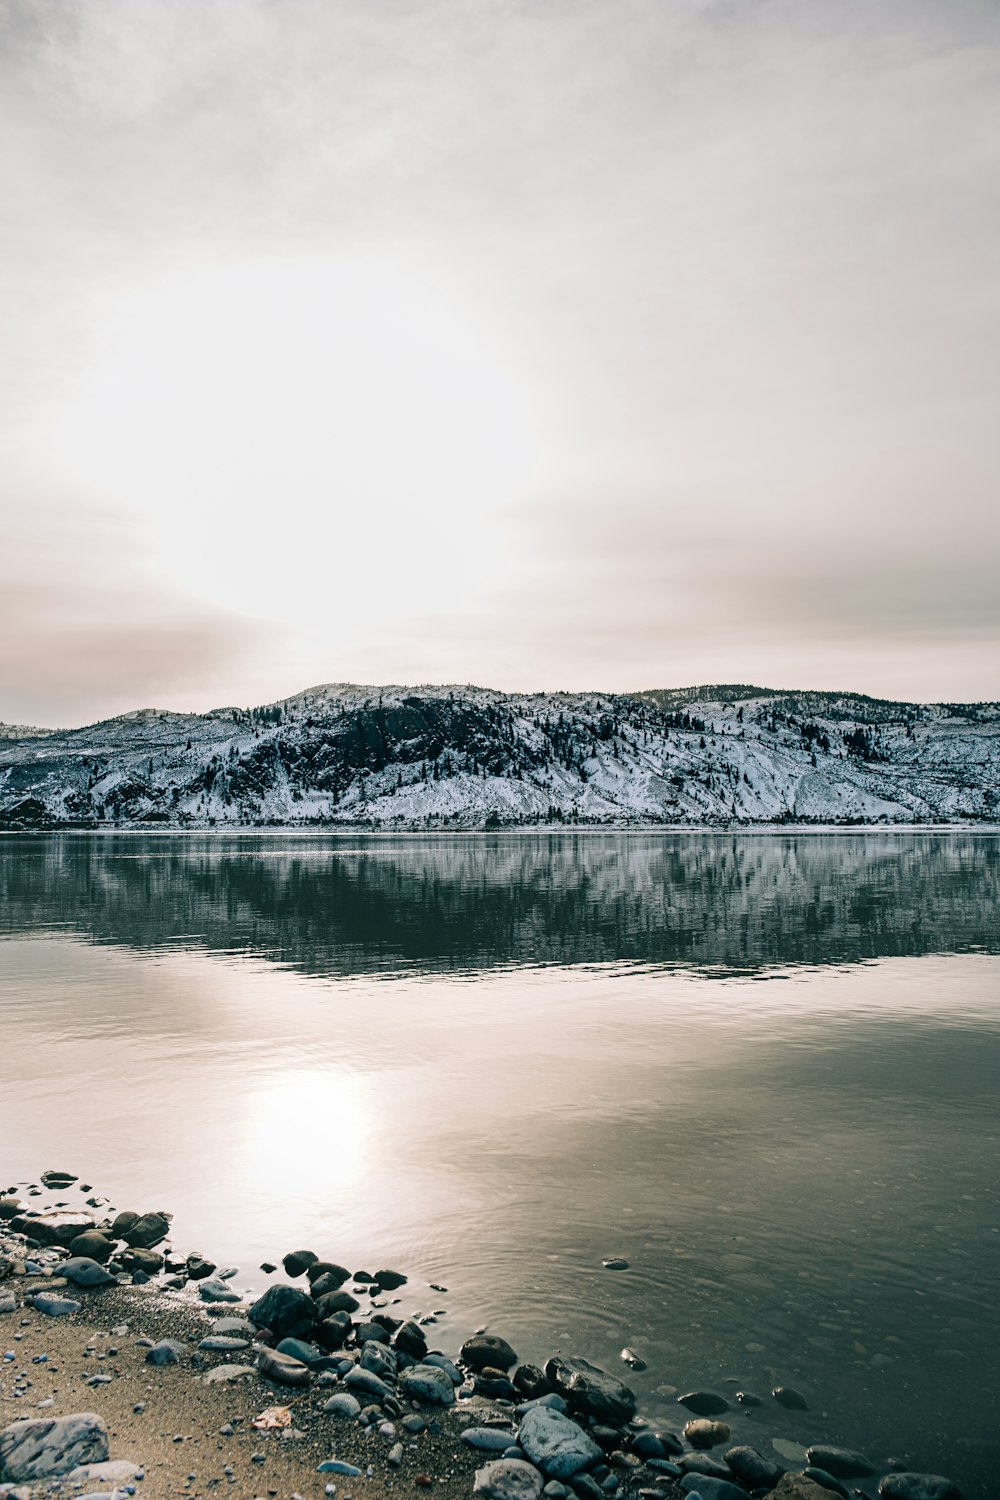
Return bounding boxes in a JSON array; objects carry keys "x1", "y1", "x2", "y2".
[
  {"x1": 517, "y1": 1405, "x2": 602, "y2": 1480},
  {"x1": 603, "y1": 1259, "x2": 629, "y2": 1271},
  {"x1": 345, "y1": 1367, "x2": 393, "y2": 1402},
  {"x1": 543, "y1": 1484, "x2": 568, "y2": 1499},
  {"x1": 199, "y1": 1278, "x2": 241, "y2": 1303},
  {"x1": 314, "y1": 1290, "x2": 360, "y2": 1318},
  {"x1": 67, "y1": 1232, "x2": 114, "y2": 1264},
  {"x1": 202, "y1": 1364, "x2": 256, "y2": 1384},
  {"x1": 60, "y1": 1258, "x2": 116, "y2": 1289},
  {"x1": 772, "y1": 1386, "x2": 809, "y2": 1411},
  {"x1": 323, "y1": 1392, "x2": 362, "y2": 1419},
  {"x1": 356, "y1": 1320, "x2": 391, "y2": 1345},
  {"x1": 878, "y1": 1476, "x2": 962, "y2": 1500},
  {"x1": 463, "y1": 1428, "x2": 520, "y2": 1452},
  {"x1": 307, "y1": 1261, "x2": 350, "y2": 1287},
  {"x1": 199, "y1": 1336, "x2": 249, "y2": 1351},
  {"x1": 677, "y1": 1391, "x2": 729, "y2": 1417},
  {"x1": 283, "y1": 1249, "x2": 318, "y2": 1278},
  {"x1": 258, "y1": 1346, "x2": 311, "y2": 1386},
  {"x1": 110, "y1": 1211, "x2": 139, "y2": 1237},
  {"x1": 423, "y1": 1353, "x2": 462, "y2": 1384},
  {"x1": 803, "y1": 1467, "x2": 850, "y2": 1498},
  {"x1": 683, "y1": 1420, "x2": 731, "y2": 1450},
  {"x1": 276, "y1": 1337, "x2": 322, "y2": 1365},
  {"x1": 462, "y1": 1334, "x2": 519, "y2": 1372},
  {"x1": 316, "y1": 1313, "x2": 352, "y2": 1351},
  {"x1": 802, "y1": 1445, "x2": 874, "y2": 1478},
  {"x1": 40, "y1": 1171, "x2": 78, "y2": 1189},
  {"x1": 146, "y1": 1339, "x2": 185, "y2": 1365},
  {"x1": 678, "y1": 1454, "x2": 733, "y2": 1480},
  {"x1": 724, "y1": 1444, "x2": 785, "y2": 1487},
  {"x1": 208, "y1": 1317, "x2": 254, "y2": 1337},
  {"x1": 474, "y1": 1459, "x2": 545, "y2": 1500},
  {"x1": 399, "y1": 1363, "x2": 457, "y2": 1406},
  {"x1": 629, "y1": 1434, "x2": 664, "y2": 1460},
  {"x1": 318, "y1": 1459, "x2": 362, "y2": 1476}
]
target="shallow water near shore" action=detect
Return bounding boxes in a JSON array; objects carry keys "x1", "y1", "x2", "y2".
[{"x1": 1, "y1": 830, "x2": 999, "y2": 1496}]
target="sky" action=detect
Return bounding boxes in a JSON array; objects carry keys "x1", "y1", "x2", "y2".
[{"x1": 2, "y1": 0, "x2": 998, "y2": 726}]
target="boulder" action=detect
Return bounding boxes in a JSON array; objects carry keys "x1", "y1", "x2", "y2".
[
  {"x1": 282, "y1": 1249, "x2": 318, "y2": 1278},
  {"x1": 307, "y1": 1260, "x2": 350, "y2": 1288},
  {"x1": 0, "y1": 1412, "x2": 108, "y2": 1481},
  {"x1": 517, "y1": 1405, "x2": 602, "y2": 1479},
  {"x1": 544, "y1": 1356, "x2": 636, "y2": 1424},
  {"x1": 123, "y1": 1212, "x2": 171, "y2": 1249},
  {"x1": 68, "y1": 1231, "x2": 114, "y2": 1263},
  {"x1": 725, "y1": 1444, "x2": 785, "y2": 1487},
  {"x1": 249, "y1": 1283, "x2": 317, "y2": 1338},
  {"x1": 59, "y1": 1258, "x2": 117, "y2": 1289},
  {"x1": 13, "y1": 1211, "x2": 95, "y2": 1246},
  {"x1": 398, "y1": 1362, "x2": 457, "y2": 1406}
]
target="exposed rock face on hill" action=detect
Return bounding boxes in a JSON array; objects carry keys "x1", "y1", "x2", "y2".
[{"x1": 0, "y1": 682, "x2": 997, "y2": 827}]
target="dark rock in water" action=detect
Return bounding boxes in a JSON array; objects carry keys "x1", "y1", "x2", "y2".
[
  {"x1": 198, "y1": 1277, "x2": 241, "y2": 1303},
  {"x1": 620, "y1": 1348, "x2": 646, "y2": 1371},
  {"x1": 0, "y1": 1411, "x2": 109, "y2": 1481},
  {"x1": 315, "y1": 1312, "x2": 351, "y2": 1351},
  {"x1": 60, "y1": 1257, "x2": 116, "y2": 1288},
  {"x1": 545, "y1": 1356, "x2": 637, "y2": 1424},
  {"x1": 514, "y1": 1364, "x2": 552, "y2": 1400},
  {"x1": 772, "y1": 1478, "x2": 848, "y2": 1500},
  {"x1": 249, "y1": 1283, "x2": 317, "y2": 1338},
  {"x1": 395, "y1": 1320, "x2": 428, "y2": 1359},
  {"x1": 677, "y1": 1391, "x2": 729, "y2": 1417},
  {"x1": 307, "y1": 1260, "x2": 350, "y2": 1287},
  {"x1": 40, "y1": 1171, "x2": 78, "y2": 1189},
  {"x1": 186, "y1": 1252, "x2": 217, "y2": 1281},
  {"x1": 123, "y1": 1212, "x2": 171, "y2": 1249},
  {"x1": 570, "y1": 1475, "x2": 603, "y2": 1500},
  {"x1": 258, "y1": 1346, "x2": 311, "y2": 1386},
  {"x1": 372, "y1": 1311, "x2": 402, "y2": 1334},
  {"x1": 735, "y1": 1390, "x2": 762, "y2": 1407},
  {"x1": 677, "y1": 1454, "x2": 733, "y2": 1480},
  {"x1": 260, "y1": 1261, "x2": 276, "y2": 1274},
  {"x1": 653, "y1": 1432, "x2": 683, "y2": 1457},
  {"x1": 0, "y1": 1197, "x2": 22, "y2": 1219},
  {"x1": 602, "y1": 1258, "x2": 629, "y2": 1271},
  {"x1": 463, "y1": 1334, "x2": 519, "y2": 1372},
  {"x1": 119, "y1": 1247, "x2": 164, "y2": 1273},
  {"x1": 725, "y1": 1444, "x2": 785, "y2": 1487},
  {"x1": 282, "y1": 1249, "x2": 318, "y2": 1278},
  {"x1": 374, "y1": 1268, "x2": 408, "y2": 1290},
  {"x1": 110, "y1": 1210, "x2": 139, "y2": 1238},
  {"x1": 68, "y1": 1231, "x2": 114, "y2": 1263},
  {"x1": 131, "y1": 1270, "x2": 150, "y2": 1285},
  {"x1": 877, "y1": 1475, "x2": 962, "y2": 1500},
  {"x1": 772, "y1": 1386, "x2": 809, "y2": 1411},
  {"x1": 683, "y1": 1420, "x2": 731, "y2": 1450},
  {"x1": 476, "y1": 1373, "x2": 520, "y2": 1401},
  {"x1": 313, "y1": 1289, "x2": 360, "y2": 1318},
  {"x1": 803, "y1": 1467, "x2": 850, "y2": 1497},
  {"x1": 591, "y1": 1427, "x2": 621, "y2": 1453},
  {"x1": 678, "y1": 1475, "x2": 747, "y2": 1500},
  {"x1": 805, "y1": 1446, "x2": 874, "y2": 1479}
]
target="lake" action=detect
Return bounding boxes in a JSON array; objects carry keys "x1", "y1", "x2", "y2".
[{"x1": 1, "y1": 830, "x2": 998, "y2": 1496}]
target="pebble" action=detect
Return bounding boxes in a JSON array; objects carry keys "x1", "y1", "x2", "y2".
[
  {"x1": 146, "y1": 1339, "x2": 186, "y2": 1365},
  {"x1": 683, "y1": 1420, "x2": 731, "y2": 1449},
  {"x1": 199, "y1": 1336, "x2": 250, "y2": 1351},
  {"x1": 620, "y1": 1349, "x2": 646, "y2": 1371},
  {"x1": 772, "y1": 1386, "x2": 809, "y2": 1410},
  {"x1": 324, "y1": 1394, "x2": 362, "y2": 1419},
  {"x1": 257, "y1": 1346, "x2": 311, "y2": 1386},
  {"x1": 602, "y1": 1259, "x2": 629, "y2": 1271},
  {"x1": 32, "y1": 1293, "x2": 81, "y2": 1318},
  {"x1": 202, "y1": 1364, "x2": 257, "y2": 1383},
  {"x1": 199, "y1": 1279, "x2": 242, "y2": 1303},
  {"x1": 317, "y1": 1460, "x2": 363, "y2": 1476},
  {"x1": 723, "y1": 1445, "x2": 785, "y2": 1487},
  {"x1": 678, "y1": 1476, "x2": 747, "y2": 1500},
  {"x1": 463, "y1": 1428, "x2": 520, "y2": 1452}
]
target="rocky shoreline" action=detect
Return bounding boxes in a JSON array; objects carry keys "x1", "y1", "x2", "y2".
[{"x1": 0, "y1": 1176, "x2": 962, "y2": 1500}]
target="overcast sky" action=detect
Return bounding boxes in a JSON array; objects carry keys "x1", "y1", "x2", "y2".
[{"x1": 2, "y1": 0, "x2": 998, "y2": 725}]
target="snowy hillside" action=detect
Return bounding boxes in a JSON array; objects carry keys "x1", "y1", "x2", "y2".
[{"x1": 0, "y1": 682, "x2": 998, "y2": 828}]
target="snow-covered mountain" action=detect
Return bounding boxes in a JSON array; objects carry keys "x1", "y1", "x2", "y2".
[{"x1": 1, "y1": 682, "x2": 997, "y2": 828}]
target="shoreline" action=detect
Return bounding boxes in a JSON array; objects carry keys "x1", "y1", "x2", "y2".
[
  {"x1": 2, "y1": 823, "x2": 998, "y2": 839},
  {"x1": 0, "y1": 1178, "x2": 964, "y2": 1500}
]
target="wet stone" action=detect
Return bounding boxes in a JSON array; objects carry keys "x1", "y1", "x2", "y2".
[
  {"x1": 805, "y1": 1445, "x2": 875, "y2": 1478},
  {"x1": 772, "y1": 1386, "x2": 809, "y2": 1411},
  {"x1": 877, "y1": 1475, "x2": 962, "y2": 1500},
  {"x1": 399, "y1": 1362, "x2": 457, "y2": 1406},
  {"x1": 517, "y1": 1405, "x2": 602, "y2": 1480},
  {"x1": 282, "y1": 1249, "x2": 318, "y2": 1278},
  {"x1": 684, "y1": 1420, "x2": 731, "y2": 1449},
  {"x1": 725, "y1": 1444, "x2": 785, "y2": 1487},
  {"x1": 677, "y1": 1391, "x2": 729, "y2": 1417},
  {"x1": 462, "y1": 1334, "x2": 519, "y2": 1372},
  {"x1": 545, "y1": 1357, "x2": 636, "y2": 1424},
  {"x1": 678, "y1": 1476, "x2": 748, "y2": 1500},
  {"x1": 464, "y1": 1428, "x2": 520, "y2": 1452}
]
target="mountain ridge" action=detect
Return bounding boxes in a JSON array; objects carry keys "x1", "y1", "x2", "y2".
[{"x1": 1, "y1": 681, "x2": 998, "y2": 828}]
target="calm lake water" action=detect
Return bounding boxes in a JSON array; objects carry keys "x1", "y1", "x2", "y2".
[{"x1": 1, "y1": 831, "x2": 998, "y2": 1496}]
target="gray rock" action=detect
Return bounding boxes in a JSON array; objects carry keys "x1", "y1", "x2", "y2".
[
  {"x1": 803, "y1": 1468, "x2": 850, "y2": 1498},
  {"x1": 725, "y1": 1444, "x2": 785, "y2": 1487},
  {"x1": 318, "y1": 1459, "x2": 363, "y2": 1476},
  {"x1": 146, "y1": 1339, "x2": 186, "y2": 1365},
  {"x1": 805, "y1": 1446, "x2": 874, "y2": 1479},
  {"x1": 199, "y1": 1336, "x2": 249, "y2": 1351},
  {"x1": 324, "y1": 1392, "x2": 362, "y2": 1418},
  {"x1": 679, "y1": 1476, "x2": 748, "y2": 1500},
  {"x1": 276, "y1": 1337, "x2": 322, "y2": 1365},
  {"x1": 207, "y1": 1316, "x2": 254, "y2": 1336},
  {"x1": 423, "y1": 1353, "x2": 462, "y2": 1384},
  {"x1": 199, "y1": 1278, "x2": 241, "y2": 1303},
  {"x1": 282, "y1": 1249, "x2": 318, "y2": 1278},
  {"x1": 683, "y1": 1420, "x2": 731, "y2": 1450},
  {"x1": 677, "y1": 1391, "x2": 729, "y2": 1417},
  {"x1": 388, "y1": 1441, "x2": 405, "y2": 1465},
  {"x1": 314, "y1": 1289, "x2": 360, "y2": 1318},
  {"x1": 474, "y1": 1459, "x2": 545, "y2": 1500},
  {"x1": 186, "y1": 1253, "x2": 217, "y2": 1280},
  {"x1": 32, "y1": 1293, "x2": 81, "y2": 1317},
  {"x1": 544, "y1": 1357, "x2": 636, "y2": 1424},
  {"x1": 517, "y1": 1405, "x2": 602, "y2": 1479},
  {"x1": 0, "y1": 1412, "x2": 109, "y2": 1481},
  {"x1": 40, "y1": 1171, "x2": 78, "y2": 1188},
  {"x1": 258, "y1": 1346, "x2": 311, "y2": 1386},
  {"x1": 462, "y1": 1335, "x2": 519, "y2": 1372},
  {"x1": 464, "y1": 1428, "x2": 520, "y2": 1452},
  {"x1": 119, "y1": 1247, "x2": 164, "y2": 1274},
  {"x1": 14, "y1": 1212, "x2": 95, "y2": 1247},
  {"x1": 395, "y1": 1319, "x2": 429, "y2": 1359},
  {"x1": 360, "y1": 1341, "x2": 398, "y2": 1384},
  {"x1": 249, "y1": 1283, "x2": 318, "y2": 1337},
  {"x1": 0, "y1": 1290, "x2": 19, "y2": 1315},
  {"x1": 543, "y1": 1484, "x2": 568, "y2": 1499},
  {"x1": 399, "y1": 1363, "x2": 457, "y2": 1406},
  {"x1": 202, "y1": 1364, "x2": 256, "y2": 1384},
  {"x1": 122, "y1": 1212, "x2": 171, "y2": 1249},
  {"x1": 60, "y1": 1258, "x2": 117, "y2": 1289},
  {"x1": 772, "y1": 1386, "x2": 809, "y2": 1411},
  {"x1": 345, "y1": 1366, "x2": 394, "y2": 1402},
  {"x1": 68, "y1": 1459, "x2": 141, "y2": 1484},
  {"x1": 307, "y1": 1260, "x2": 350, "y2": 1288},
  {"x1": 516, "y1": 1395, "x2": 569, "y2": 1419},
  {"x1": 878, "y1": 1476, "x2": 962, "y2": 1500},
  {"x1": 109, "y1": 1211, "x2": 139, "y2": 1237}
]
